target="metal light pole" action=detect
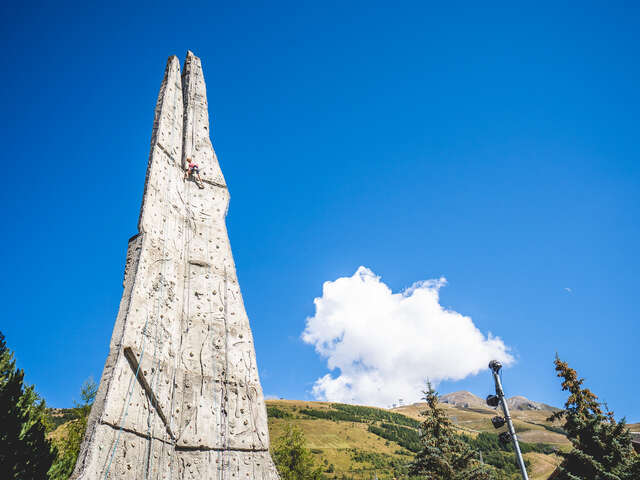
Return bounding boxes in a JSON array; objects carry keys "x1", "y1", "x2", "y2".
[{"x1": 487, "y1": 360, "x2": 529, "y2": 480}]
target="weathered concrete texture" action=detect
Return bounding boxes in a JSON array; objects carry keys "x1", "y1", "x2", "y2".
[{"x1": 71, "y1": 52, "x2": 279, "y2": 479}]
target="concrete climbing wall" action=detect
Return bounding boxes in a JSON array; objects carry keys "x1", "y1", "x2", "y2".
[{"x1": 71, "y1": 52, "x2": 280, "y2": 480}]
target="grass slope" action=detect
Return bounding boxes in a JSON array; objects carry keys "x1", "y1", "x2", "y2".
[
  {"x1": 393, "y1": 402, "x2": 569, "y2": 445},
  {"x1": 266, "y1": 399, "x2": 564, "y2": 480},
  {"x1": 268, "y1": 400, "x2": 414, "y2": 479},
  {"x1": 48, "y1": 399, "x2": 565, "y2": 479}
]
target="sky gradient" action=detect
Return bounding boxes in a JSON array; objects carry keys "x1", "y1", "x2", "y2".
[{"x1": 1, "y1": 2, "x2": 639, "y2": 420}]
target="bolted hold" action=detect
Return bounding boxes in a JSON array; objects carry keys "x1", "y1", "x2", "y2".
[
  {"x1": 486, "y1": 394, "x2": 500, "y2": 407},
  {"x1": 498, "y1": 431, "x2": 512, "y2": 445},
  {"x1": 491, "y1": 416, "x2": 506, "y2": 429}
]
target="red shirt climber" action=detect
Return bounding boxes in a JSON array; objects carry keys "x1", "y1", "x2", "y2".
[{"x1": 184, "y1": 157, "x2": 204, "y2": 188}]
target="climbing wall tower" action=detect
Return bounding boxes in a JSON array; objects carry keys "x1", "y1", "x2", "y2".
[{"x1": 71, "y1": 51, "x2": 280, "y2": 479}]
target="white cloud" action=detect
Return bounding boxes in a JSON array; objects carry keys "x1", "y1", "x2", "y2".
[{"x1": 302, "y1": 266, "x2": 513, "y2": 407}]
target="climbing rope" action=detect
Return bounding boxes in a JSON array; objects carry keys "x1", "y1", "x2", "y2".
[
  {"x1": 222, "y1": 265, "x2": 230, "y2": 480},
  {"x1": 154, "y1": 87, "x2": 185, "y2": 480},
  {"x1": 205, "y1": 235, "x2": 224, "y2": 478},
  {"x1": 102, "y1": 313, "x2": 150, "y2": 480},
  {"x1": 165, "y1": 80, "x2": 199, "y2": 479},
  {"x1": 162, "y1": 180, "x2": 190, "y2": 479},
  {"x1": 143, "y1": 174, "x2": 173, "y2": 478},
  {"x1": 143, "y1": 81, "x2": 185, "y2": 480},
  {"x1": 163, "y1": 158, "x2": 193, "y2": 480},
  {"x1": 201, "y1": 206, "x2": 228, "y2": 480},
  {"x1": 103, "y1": 181, "x2": 171, "y2": 479}
]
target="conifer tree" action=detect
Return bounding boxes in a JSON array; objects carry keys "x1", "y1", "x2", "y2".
[
  {"x1": 622, "y1": 453, "x2": 640, "y2": 480},
  {"x1": 272, "y1": 423, "x2": 324, "y2": 480},
  {"x1": 549, "y1": 355, "x2": 639, "y2": 480},
  {"x1": 0, "y1": 331, "x2": 56, "y2": 480},
  {"x1": 48, "y1": 378, "x2": 98, "y2": 480},
  {"x1": 409, "y1": 381, "x2": 495, "y2": 480}
]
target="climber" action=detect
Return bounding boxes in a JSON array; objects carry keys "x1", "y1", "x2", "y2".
[{"x1": 184, "y1": 158, "x2": 204, "y2": 188}]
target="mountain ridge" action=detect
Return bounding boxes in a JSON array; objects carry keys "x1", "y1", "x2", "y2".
[{"x1": 435, "y1": 390, "x2": 559, "y2": 412}]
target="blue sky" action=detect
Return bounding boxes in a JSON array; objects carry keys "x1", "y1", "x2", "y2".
[{"x1": 1, "y1": 2, "x2": 639, "y2": 420}]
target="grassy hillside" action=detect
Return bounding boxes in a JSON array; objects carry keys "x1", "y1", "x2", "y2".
[
  {"x1": 393, "y1": 402, "x2": 569, "y2": 445},
  {"x1": 48, "y1": 398, "x2": 566, "y2": 479},
  {"x1": 47, "y1": 408, "x2": 76, "y2": 429},
  {"x1": 266, "y1": 399, "x2": 564, "y2": 480}
]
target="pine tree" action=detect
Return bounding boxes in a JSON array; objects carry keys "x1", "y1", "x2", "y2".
[
  {"x1": 48, "y1": 378, "x2": 98, "y2": 480},
  {"x1": 272, "y1": 423, "x2": 324, "y2": 480},
  {"x1": 410, "y1": 381, "x2": 495, "y2": 480},
  {"x1": 622, "y1": 454, "x2": 640, "y2": 480},
  {"x1": 0, "y1": 331, "x2": 56, "y2": 480},
  {"x1": 549, "y1": 355, "x2": 639, "y2": 480}
]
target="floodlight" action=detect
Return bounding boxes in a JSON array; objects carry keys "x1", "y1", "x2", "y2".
[
  {"x1": 491, "y1": 416, "x2": 506, "y2": 429},
  {"x1": 489, "y1": 360, "x2": 502, "y2": 373},
  {"x1": 498, "y1": 432, "x2": 512, "y2": 444},
  {"x1": 486, "y1": 394, "x2": 500, "y2": 408}
]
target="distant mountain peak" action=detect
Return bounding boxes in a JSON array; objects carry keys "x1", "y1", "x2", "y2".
[
  {"x1": 438, "y1": 391, "x2": 558, "y2": 412},
  {"x1": 439, "y1": 391, "x2": 485, "y2": 409},
  {"x1": 507, "y1": 395, "x2": 542, "y2": 410},
  {"x1": 507, "y1": 395, "x2": 558, "y2": 412}
]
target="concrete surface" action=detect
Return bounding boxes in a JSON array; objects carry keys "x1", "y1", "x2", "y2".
[{"x1": 71, "y1": 52, "x2": 279, "y2": 480}]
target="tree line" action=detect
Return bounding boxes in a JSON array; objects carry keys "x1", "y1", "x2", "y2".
[{"x1": 0, "y1": 331, "x2": 98, "y2": 480}]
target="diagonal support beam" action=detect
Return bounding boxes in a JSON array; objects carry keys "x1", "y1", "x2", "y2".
[{"x1": 123, "y1": 346, "x2": 175, "y2": 441}]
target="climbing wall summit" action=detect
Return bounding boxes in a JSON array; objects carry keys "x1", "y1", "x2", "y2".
[{"x1": 71, "y1": 51, "x2": 280, "y2": 480}]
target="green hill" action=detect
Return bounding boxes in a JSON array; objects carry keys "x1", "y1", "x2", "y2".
[
  {"x1": 266, "y1": 398, "x2": 566, "y2": 480},
  {"x1": 393, "y1": 399, "x2": 568, "y2": 445},
  {"x1": 48, "y1": 396, "x2": 567, "y2": 479}
]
